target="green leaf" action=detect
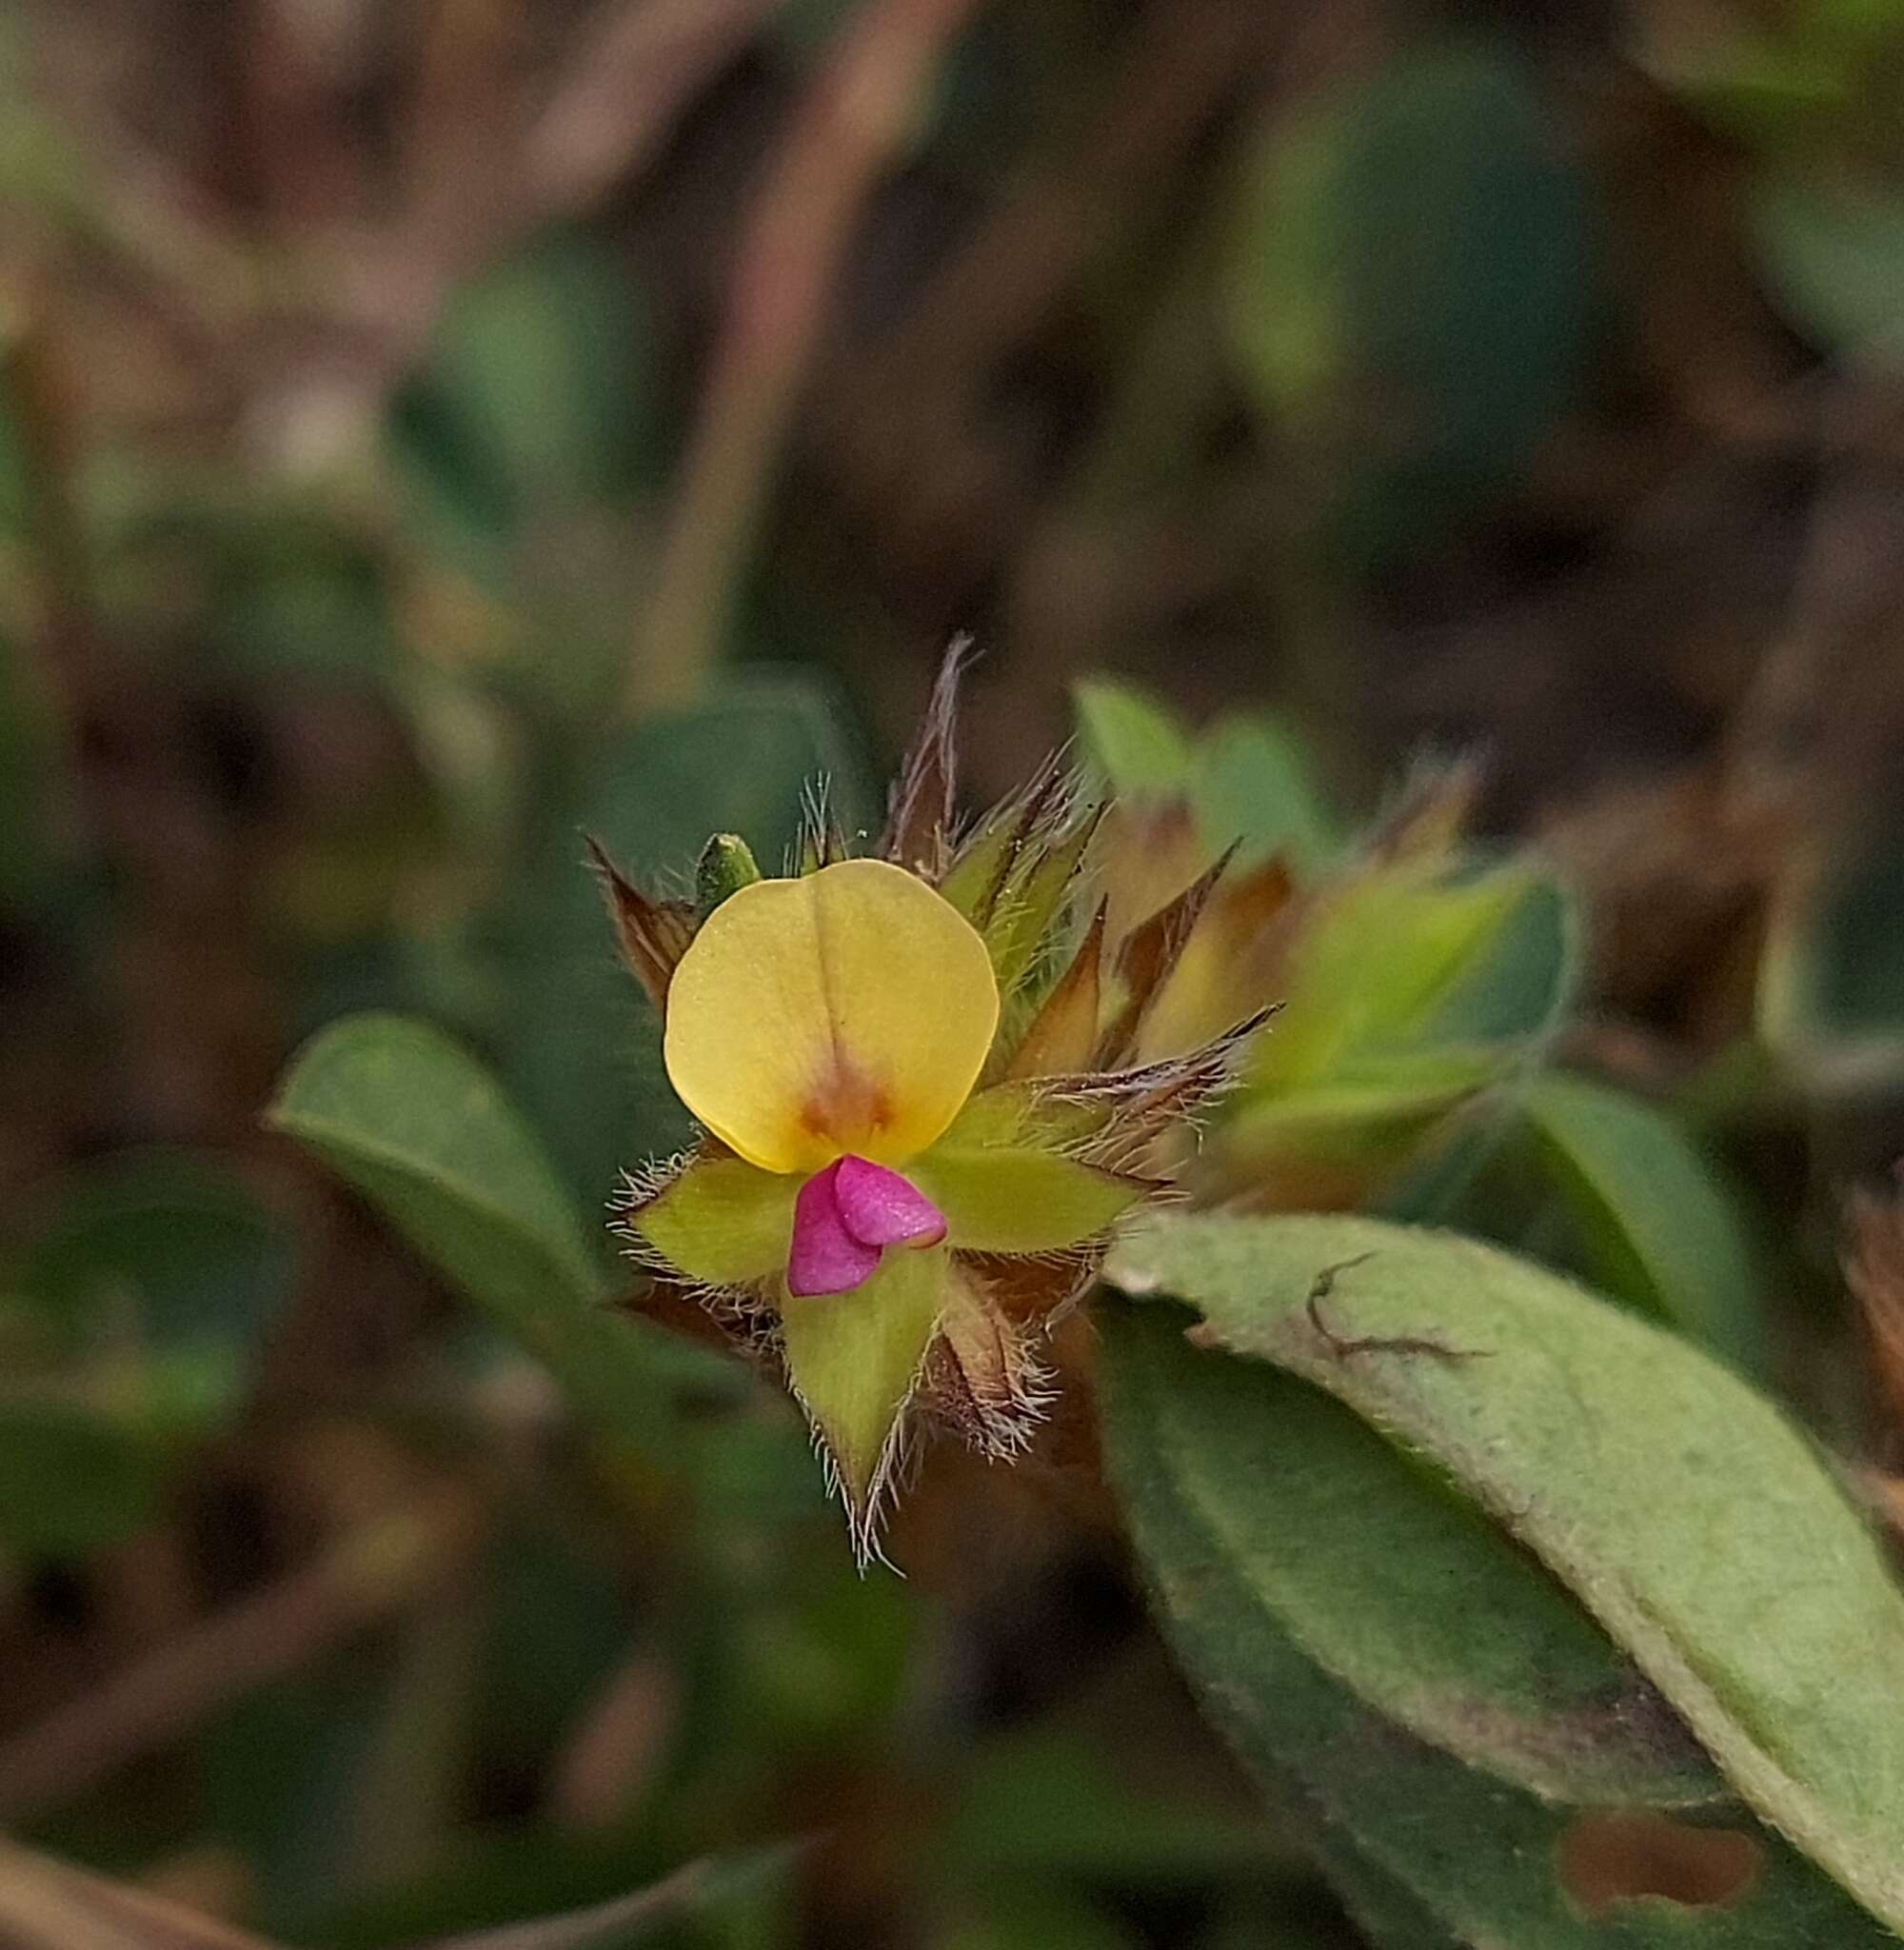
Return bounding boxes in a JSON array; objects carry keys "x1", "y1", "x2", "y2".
[
  {"x1": 1644, "y1": 40, "x2": 1850, "y2": 147},
  {"x1": 208, "y1": 522, "x2": 397, "y2": 685},
  {"x1": 1104, "y1": 1283, "x2": 1720, "y2": 1809},
  {"x1": 1752, "y1": 173, "x2": 1904, "y2": 368},
  {"x1": 937, "y1": 1893, "x2": 1139, "y2": 1950},
  {"x1": 1104, "y1": 1300, "x2": 1893, "y2": 1947},
  {"x1": 728, "y1": 1557, "x2": 917, "y2": 1744},
  {"x1": 202, "y1": 1656, "x2": 390, "y2": 1916},
  {"x1": 1189, "y1": 714, "x2": 1337, "y2": 873},
  {"x1": 476, "y1": 1524, "x2": 634, "y2": 1768},
  {"x1": 280, "y1": 1835, "x2": 798, "y2": 1949},
  {"x1": 942, "y1": 1733, "x2": 1292, "y2": 1886},
  {"x1": 1416, "y1": 870, "x2": 1577, "y2": 1047},
  {"x1": 1224, "y1": 1049, "x2": 1506, "y2": 1171},
  {"x1": 1073, "y1": 681, "x2": 1194, "y2": 803},
  {"x1": 503, "y1": 672, "x2": 874, "y2": 1218},
  {"x1": 389, "y1": 229, "x2": 666, "y2": 550},
  {"x1": 268, "y1": 1013, "x2": 666, "y2": 1449},
  {"x1": 401, "y1": 1847, "x2": 800, "y2": 1950},
  {"x1": 15, "y1": 1149, "x2": 293, "y2": 1361},
  {"x1": 1248, "y1": 861, "x2": 1543, "y2": 1091},
  {"x1": 1104, "y1": 1211, "x2": 1904, "y2": 1937},
  {"x1": 1520, "y1": 1073, "x2": 1764, "y2": 1367},
  {"x1": 1227, "y1": 41, "x2": 1596, "y2": 568},
  {"x1": 779, "y1": 1244, "x2": 945, "y2": 1531}
]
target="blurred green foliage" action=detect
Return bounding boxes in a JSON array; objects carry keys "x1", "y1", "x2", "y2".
[{"x1": 1227, "y1": 41, "x2": 1597, "y2": 568}]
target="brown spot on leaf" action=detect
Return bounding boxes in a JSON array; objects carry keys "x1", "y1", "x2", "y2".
[{"x1": 1558, "y1": 1811, "x2": 1761, "y2": 1915}]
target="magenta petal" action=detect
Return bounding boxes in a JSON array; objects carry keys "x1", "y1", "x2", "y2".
[
  {"x1": 787, "y1": 1162, "x2": 882, "y2": 1298},
  {"x1": 834, "y1": 1156, "x2": 948, "y2": 1249}
]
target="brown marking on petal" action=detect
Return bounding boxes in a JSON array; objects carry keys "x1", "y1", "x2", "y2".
[
  {"x1": 585, "y1": 835, "x2": 698, "y2": 1009},
  {"x1": 798, "y1": 1062, "x2": 896, "y2": 1149}
]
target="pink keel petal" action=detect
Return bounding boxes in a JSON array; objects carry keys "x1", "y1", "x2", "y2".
[
  {"x1": 787, "y1": 1163, "x2": 882, "y2": 1298},
  {"x1": 835, "y1": 1155, "x2": 947, "y2": 1248}
]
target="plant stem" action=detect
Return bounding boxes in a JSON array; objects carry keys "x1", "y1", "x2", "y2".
[{"x1": 629, "y1": 0, "x2": 988, "y2": 716}]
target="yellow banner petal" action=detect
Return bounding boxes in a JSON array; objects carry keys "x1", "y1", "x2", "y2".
[{"x1": 664, "y1": 860, "x2": 999, "y2": 1174}]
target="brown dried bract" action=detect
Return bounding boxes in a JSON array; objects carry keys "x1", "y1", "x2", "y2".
[
  {"x1": 882, "y1": 635, "x2": 969, "y2": 876},
  {"x1": 585, "y1": 835, "x2": 698, "y2": 1010},
  {"x1": 1094, "y1": 847, "x2": 1239, "y2": 1066}
]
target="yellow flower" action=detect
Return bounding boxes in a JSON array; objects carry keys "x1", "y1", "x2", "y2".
[
  {"x1": 594, "y1": 650, "x2": 1266, "y2": 1556},
  {"x1": 663, "y1": 859, "x2": 998, "y2": 1175}
]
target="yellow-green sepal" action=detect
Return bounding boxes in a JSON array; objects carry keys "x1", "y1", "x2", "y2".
[
  {"x1": 912, "y1": 1084, "x2": 1148, "y2": 1254},
  {"x1": 927, "y1": 1081, "x2": 1107, "y2": 1151},
  {"x1": 781, "y1": 1244, "x2": 949, "y2": 1543},
  {"x1": 935, "y1": 770, "x2": 1101, "y2": 997},
  {"x1": 915, "y1": 1147, "x2": 1144, "y2": 1255},
  {"x1": 627, "y1": 1153, "x2": 798, "y2": 1285}
]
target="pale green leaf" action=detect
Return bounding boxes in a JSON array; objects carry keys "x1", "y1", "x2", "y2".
[
  {"x1": 1106, "y1": 1211, "x2": 1904, "y2": 1935},
  {"x1": 0, "y1": 1402, "x2": 169, "y2": 1557},
  {"x1": 1190, "y1": 715, "x2": 1337, "y2": 872},
  {"x1": 16, "y1": 1149, "x2": 292, "y2": 1360},
  {"x1": 1250, "y1": 862, "x2": 1540, "y2": 1091},
  {"x1": 390, "y1": 229, "x2": 665, "y2": 548},
  {"x1": 1223, "y1": 1050, "x2": 1505, "y2": 1171},
  {"x1": 1105, "y1": 1295, "x2": 1720, "y2": 1806},
  {"x1": 1757, "y1": 829, "x2": 1904, "y2": 1092},
  {"x1": 1227, "y1": 41, "x2": 1596, "y2": 567},
  {"x1": 1104, "y1": 1298, "x2": 1894, "y2": 1946},
  {"x1": 1752, "y1": 173, "x2": 1904, "y2": 368}
]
